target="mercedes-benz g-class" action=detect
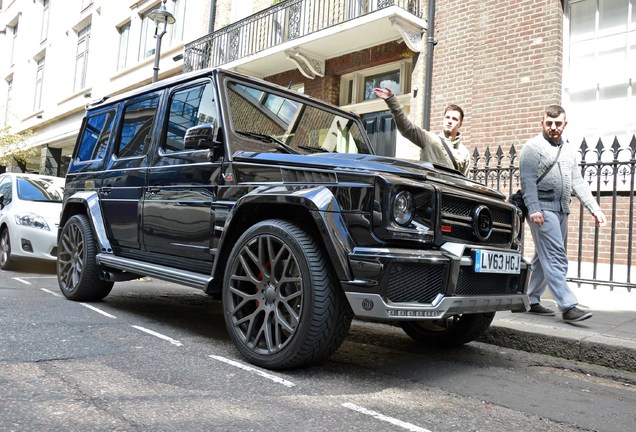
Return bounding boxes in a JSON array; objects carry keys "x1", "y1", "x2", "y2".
[{"x1": 57, "y1": 68, "x2": 529, "y2": 369}]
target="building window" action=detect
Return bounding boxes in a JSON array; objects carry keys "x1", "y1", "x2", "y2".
[
  {"x1": 171, "y1": 0, "x2": 186, "y2": 42},
  {"x1": 139, "y1": 1, "x2": 181, "y2": 62},
  {"x1": 10, "y1": 23, "x2": 18, "y2": 67},
  {"x1": 41, "y1": 0, "x2": 50, "y2": 42},
  {"x1": 34, "y1": 58, "x2": 45, "y2": 111},
  {"x1": 139, "y1": 9, "x2": 156, "y2": 60},
  {"x1": 81, "y1": 0, "x2": 93, "y2": 12},
  {"x1": 4, "y1": 79, "x2": 12, "y2": 126},
  {"x1": 566, "y1": 0, "x2": 635, "y2": 140},
  {"x1": 339, "y1": 60, "x2": 411, "y2": 106},
  {"x1": 117, "y1": 22, "x2": 130, "y2": 71},
  {"x1": 74, "y1": 25, "x2": 91, "y2": 92}
]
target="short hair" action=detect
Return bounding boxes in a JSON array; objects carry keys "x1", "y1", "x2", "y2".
[
  {"x1": 444, "y1": 104, "x2": 464, "y2": 121},
  {"x1": 545, "y1": 104, "x2": 566, "y2": 119}
]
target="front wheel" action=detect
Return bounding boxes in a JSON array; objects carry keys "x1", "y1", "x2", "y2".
[
  {"x1": 0, "y1": 227, "x2": 14, "y2": 270},
  {"x1": 57, "y1": 214, "x2": 113, "y2": 301},
  {"x1": 223, "y1": 219, "x2": 352, "y2": 369},
  {"x1": 400, "y1": 312, "x2": 495, "y2": 347}
]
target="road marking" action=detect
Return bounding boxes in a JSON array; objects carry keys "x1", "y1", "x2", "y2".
[
  {"x1": 341, "y1": 402, "x2": 432, "y2": 432},
  {"x1": 13, "y1": 277, "x2": 31, "y2": 285},
  {"x1": 209, "y1": 355, "x2": 296, "y2": 388},
  {"x1": 131, "y1": 325, "x2": 183, "y2": 347},
  {"x1": 40, "y1": 288, "x2": 62, "y2": 297},
  {"x1": 80, "y1": 303, "x2": 117, "y2": 319},
  {"x1": 13, "y1": 276, "x2": 57, "y2": 279}
]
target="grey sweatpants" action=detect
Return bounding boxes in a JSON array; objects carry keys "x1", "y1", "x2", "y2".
[{"x1": 527, "y1": 210, "x2": 578, "y2": 311}]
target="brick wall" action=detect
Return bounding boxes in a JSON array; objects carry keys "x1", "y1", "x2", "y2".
[
  {"x1": 266, "y1": 40, "x2": 411, "y2": 104},
  {"x1": 430, "y1": 0, "x2": 564, "y2": 157}
]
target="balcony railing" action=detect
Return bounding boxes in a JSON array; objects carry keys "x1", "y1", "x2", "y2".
[{"x1": 184, "y1": 0, "x2": 422, "y2": 72}]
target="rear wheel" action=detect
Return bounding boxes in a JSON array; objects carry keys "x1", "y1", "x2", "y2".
[
  {"x1": 57, "y1": 214, "x2": 113, "y2": 301},
  {"x1": 0, "y1": 227, "x2": 14, "y2": 270},
  {"x1": 400, "y1": 312, "x2": 495, "y2": 347},
  {"x1": 223, "y1": 219, "x2": 352, "y2": 369}
]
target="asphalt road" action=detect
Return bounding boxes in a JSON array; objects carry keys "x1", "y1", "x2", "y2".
[{"x1": 1, "y1": 262, "x2": 635, "y2": 432}]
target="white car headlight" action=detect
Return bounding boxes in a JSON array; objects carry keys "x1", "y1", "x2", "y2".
[{"x1": 15, "y1": 213, "x2": 51, "y2": 231}]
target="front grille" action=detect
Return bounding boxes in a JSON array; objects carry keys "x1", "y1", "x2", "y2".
[
  {"x1": 386, "y1": 262, "x2": 447, "y2": 304},
  {"x1": 455, "y1": 267, "x2": 527, "y2": 296},
  {"x1": 440, "y1": 194, "x2": 514, "y2": 245}
]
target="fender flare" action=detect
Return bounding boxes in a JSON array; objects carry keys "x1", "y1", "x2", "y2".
[
  {"x1": 219, "y1": 186, "x2": 356, "y2": 281},
  {"x1": 60, "y1": 191, "x2": 113, "y2": 254}
]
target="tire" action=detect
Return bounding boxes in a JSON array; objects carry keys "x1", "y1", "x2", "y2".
[
  {"x1": 223, "y1": 219, "x2": 352, "y2": 369},
  {"x1": 0, "y1": 227, "x2": 14, "y2": 270},
  {"x1": 400, "y1": 312, "x2": 495, "y2": 347},
  {"x1": 57, "y1": 214, "x2": 113, "y2": 301}
]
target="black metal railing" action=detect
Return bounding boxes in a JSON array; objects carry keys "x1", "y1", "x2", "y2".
[
  {"x1": 184, "y1": 0, "x2": 421, "y2": 72},
  {"x1": 469, "y1": 135, "x2": 636, "y2": 292}
]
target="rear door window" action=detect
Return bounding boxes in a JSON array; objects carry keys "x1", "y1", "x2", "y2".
[
  {"x1": 117, "y1": 95, "x2": 160, "y2": 158},
  {"x1": 75, "y1": 110, "x2": 116, "y2": 162}
]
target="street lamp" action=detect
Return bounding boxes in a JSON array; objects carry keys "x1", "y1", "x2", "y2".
[{"x1": 148, "y1": 0, "x2": 175, "y2": 83}]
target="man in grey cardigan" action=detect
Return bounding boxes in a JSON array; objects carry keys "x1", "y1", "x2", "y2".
[
  {"x1": 519, "y1": 105, "x2": 606, "y2": 322},
  {"x1": 373, "y1": 88, "x2": 470, "y2": 176}
]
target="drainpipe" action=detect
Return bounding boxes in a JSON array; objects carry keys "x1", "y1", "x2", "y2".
[
  {"x1": 422, "y1": 0, "x2": 436, "y2": 131},
  {"x1": 209, "y1": 0, "x2": 217, "y2": 33}
]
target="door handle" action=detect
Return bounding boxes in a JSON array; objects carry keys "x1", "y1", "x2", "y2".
[
  {"x1": 100, "y1": 187, "x2": 112, "y2": 195},
  {"x1": 146, "y1": 186, "x2": 161, "y2": 194}
]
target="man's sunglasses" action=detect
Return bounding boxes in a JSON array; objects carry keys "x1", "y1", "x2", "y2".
[{"x1": 545, "y1": 121, "x2": 564, "y2": 128}]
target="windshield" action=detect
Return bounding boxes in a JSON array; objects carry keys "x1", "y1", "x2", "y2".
[
  {"x1": 16, "y1": 177, "x2": 64, "y2": 202},
  {"x1": 226, "y1": 81, "x2": 372, "y2": 156}
]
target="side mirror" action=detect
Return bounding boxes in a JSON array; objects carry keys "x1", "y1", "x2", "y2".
[
  {"x1": 0, "y1": 194, "x2": 4, "y2": 210},
  {"x1": 184, "y1": 123, "x2": 223, "y2": 151}
]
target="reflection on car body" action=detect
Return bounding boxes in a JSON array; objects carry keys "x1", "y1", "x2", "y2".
[{"x1": 56, "y1": 68, "x2": 529, "y2": 370}]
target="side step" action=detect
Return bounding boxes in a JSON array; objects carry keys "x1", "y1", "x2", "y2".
[{"x1": 96, "y1": 253, "x2": 213, "y2": 290}]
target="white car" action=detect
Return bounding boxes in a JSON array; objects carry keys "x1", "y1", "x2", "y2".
[{"x1": 0, "y1": 172, "x2": 65, "y2": 270}]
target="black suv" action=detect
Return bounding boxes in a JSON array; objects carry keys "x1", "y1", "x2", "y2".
[{"x1": 57, "y1": 68, "x2": 529, "y2": 369}]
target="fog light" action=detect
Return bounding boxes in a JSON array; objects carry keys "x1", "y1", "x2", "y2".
[{"x1": 21, "y1": 239, "x2": 34, "y2": 253}]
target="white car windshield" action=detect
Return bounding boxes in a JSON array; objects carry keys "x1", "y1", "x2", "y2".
[{"x1": 16, "y1": 177, "x2": 64, "y2": 202}]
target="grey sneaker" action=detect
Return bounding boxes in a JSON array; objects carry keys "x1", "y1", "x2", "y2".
[
  {"x1": 527, "y1": 303, "x2": 556, "y2": 316},
  {"x1": 562, "y1": 306, "x2": 593, "y2": 322}
]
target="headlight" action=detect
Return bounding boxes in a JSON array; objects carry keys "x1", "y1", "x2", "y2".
[
  {"x1": 512, "y1": 208, "x2": 522, "y2": 240},
  {"x1": 15, "y1": 213, "x2": 50, "y2": 231},
  {"x1": 391, "y1": 190, "x2": 415, "y2": 226}
]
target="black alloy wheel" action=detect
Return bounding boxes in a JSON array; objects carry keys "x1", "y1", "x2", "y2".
[
  {"x1": 223, "y1": 219, "x2": 352, "y2": 369},
  {"x1": 57, "y1": 214, "x2": 113, "y2": 301}
]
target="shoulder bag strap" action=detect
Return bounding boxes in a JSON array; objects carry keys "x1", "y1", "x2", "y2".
[
  {"x1": 438, "y1": 135, "x2": 460, "y2": 171},
  {"x1": 537, "y1": 144, "x2": 562, "y2": 183}
]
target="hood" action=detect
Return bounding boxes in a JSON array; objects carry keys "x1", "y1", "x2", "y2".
[{"x1": 232, "y1": 151, "x2": 503, "y2": 198}]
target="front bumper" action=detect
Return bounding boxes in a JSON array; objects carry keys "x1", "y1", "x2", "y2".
[
  {"x1": 342, "y1": 242, "x2": 530, "y2": 320},
  {"x1": 10, "y1": 224, "x2": 58, "y2": 262}
]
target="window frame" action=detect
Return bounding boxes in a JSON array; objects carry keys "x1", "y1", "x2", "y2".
[{"x1": 338, "y1": 60, "x2": 411, "y2": 106}]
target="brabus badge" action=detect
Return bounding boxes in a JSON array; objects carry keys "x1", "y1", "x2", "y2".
[{"x1": 361, "y1": 299, "x2": 374, "y2": 311}]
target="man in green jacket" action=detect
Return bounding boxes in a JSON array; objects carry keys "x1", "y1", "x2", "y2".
[{"x1": 373, "y1": 87, "x2": 470, "y2": 176}]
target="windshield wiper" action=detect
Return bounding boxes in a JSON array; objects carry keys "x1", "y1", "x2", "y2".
[
  {"x1": 235, "y1": 130, "x2": 298, "y2": 154},
  {"x1": 297, "y1": 145, "x2": 331, "y2": 153}
]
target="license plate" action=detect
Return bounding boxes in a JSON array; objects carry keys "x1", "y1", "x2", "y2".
[{"x1": 473, "y1": 249, "x2": 521, "y2": 274}]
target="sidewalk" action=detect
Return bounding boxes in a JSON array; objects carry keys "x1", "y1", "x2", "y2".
[{"x1": 479, "y1": 285, "x2": 636, "y2": 372}]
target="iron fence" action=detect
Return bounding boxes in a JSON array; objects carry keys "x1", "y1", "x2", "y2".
[
  {"x1": 469, "y1": 136, "x2": 636, "y2": 291},
  {"x1": 184, "y1": 0, "x2": 421, "y2": 72}
]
